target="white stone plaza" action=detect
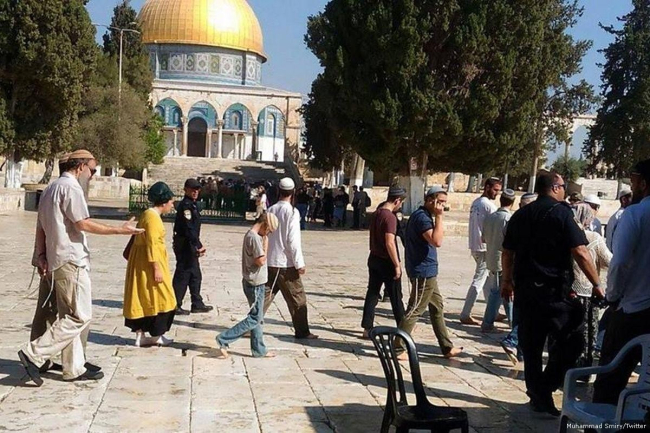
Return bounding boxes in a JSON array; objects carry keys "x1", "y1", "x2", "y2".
[{"x1": 0, "y1": 211, "x2": 569, "y2": 433}]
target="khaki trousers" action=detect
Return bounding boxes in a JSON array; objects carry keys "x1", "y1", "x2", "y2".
[
  {"x1": 25, "y1": 263, "x2": 92, "y2": 380},
  {"x1": 30, "y1": 276, "x2": 90, "y2": 367},
  {"x1": 263, "y1": 267, "x2": 311, "y2": 338},
  {"x1": 397, "y1": 277, "x2": 453, "y2": 355}
]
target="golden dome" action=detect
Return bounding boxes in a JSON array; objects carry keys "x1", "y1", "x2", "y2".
[{"x1": 139, "y1": 0, "x2": 266, "y2": 61}]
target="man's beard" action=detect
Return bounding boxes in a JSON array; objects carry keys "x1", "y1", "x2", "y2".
[{"x1": 632, "y1": 190, "x2": 643, "y2": 205}]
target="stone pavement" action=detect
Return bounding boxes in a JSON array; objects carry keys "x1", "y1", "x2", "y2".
[{"x1": 0, "y1": 212, "x2": 571, "y2": 433}]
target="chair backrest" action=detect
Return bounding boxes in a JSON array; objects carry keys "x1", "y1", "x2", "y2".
[
  {"x1": 619, "y1": 334, "x2": 650, "y2": 420},
  {"x1": 369, "y1": 326, "x2": 431, "y2": 411}
]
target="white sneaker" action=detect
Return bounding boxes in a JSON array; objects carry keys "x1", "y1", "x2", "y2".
[{"x1": 154, "y1": 335, "x2": 173, "y2": 347}]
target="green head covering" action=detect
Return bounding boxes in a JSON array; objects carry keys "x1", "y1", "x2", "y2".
[{"x1": 148, "y1": 182, "x2": 175, "y2": 205}]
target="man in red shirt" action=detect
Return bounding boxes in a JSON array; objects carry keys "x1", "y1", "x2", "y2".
[{"x1": 361, "y1": 186, "x2": 407, "y2": 338}]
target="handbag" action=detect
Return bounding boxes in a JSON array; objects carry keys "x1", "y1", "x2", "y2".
[{"x1": 122, "y1": 235, "x2": 135, "y2": 261}]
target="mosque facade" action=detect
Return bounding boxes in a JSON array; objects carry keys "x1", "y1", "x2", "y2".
[{"x1": 139, "y1": 0, "x2": 303, "y2": 163}]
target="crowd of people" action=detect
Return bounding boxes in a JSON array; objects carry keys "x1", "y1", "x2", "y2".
[
  {"x1": 18, "y1": 152, "x2": 318, "y2": 385},
  {"x1": 16, "y1": 147, "x2": 650, "y2": 421},
  {"x1": 360, "y1": 165, "x2": 649, "y2": 417}
]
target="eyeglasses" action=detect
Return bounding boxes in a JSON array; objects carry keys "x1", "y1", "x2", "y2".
[
  {"x1": 554, "y1": 183, "x2": 566, "y2": 190},
  {"x1": 90, "y1": 168, "x2": 97, "y2": 176}
]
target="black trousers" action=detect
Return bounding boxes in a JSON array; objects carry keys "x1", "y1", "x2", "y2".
[
  {"x1": 172, "y1": 255, "x2": 204, "y2": 309},
  {"x1": 353, "y1": 208, "x2": 360, "y2": 229},
  {"x1": 517, "y1": 292, "x2": 584, "y2": 404},
  {"x1": 361, "y1": 255, "x2": 405, "y2": 330},
  {"x1": 593, "y1": 305, "x2": 650, "y2": 404}
]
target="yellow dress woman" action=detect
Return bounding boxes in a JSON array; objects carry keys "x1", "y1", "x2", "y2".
[{"x1": 124, "y1": 182, "x2": 178, "y2": 347}]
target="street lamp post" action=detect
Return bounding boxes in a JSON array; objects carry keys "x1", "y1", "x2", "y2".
[{"x1": 92, "y1": 22, "x2": 141, "y2": 100}]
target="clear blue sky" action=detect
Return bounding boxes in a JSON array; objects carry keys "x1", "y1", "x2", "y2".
[{"x1": 86, "y1": 0, "x2": 633, "y2": 97}]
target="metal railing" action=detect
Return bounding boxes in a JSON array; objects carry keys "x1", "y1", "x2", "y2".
[{"x1": 129, "y1": 185, "x2": 248, "y2": 222}]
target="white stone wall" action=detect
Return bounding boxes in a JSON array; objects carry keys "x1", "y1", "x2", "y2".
[
  {"x1": 87, "y1": 177, "x2": 142, "y2": 201},
  {"x1": 0, "y1": 189, "x2": 24, "y2": 212},
  {"x1": 258, "y1": 136, "x2": 284, "y2": 162}
]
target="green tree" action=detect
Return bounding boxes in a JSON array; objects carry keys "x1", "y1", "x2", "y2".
[
  {"x1": 76, "y1": 84, "x2": 152, "y2": 170},
  {"x1": 304, "y1": 0, "x2": 594, "y2": 193},
  {"x1": 551, "y1": 155, "x2": 586, "y2": 182},
  {"x1": 0, "y1": 0, "x2": 96, "y2": 186},
  {"x1": 144, "y1": 114, "x2": 167, "y2": 166},
  {"x1": 101, "y1": 0, "x2": 152, "y2": 99},
  {"x1": 585, "y1": 0, "x2": 650, "y2": 179}
]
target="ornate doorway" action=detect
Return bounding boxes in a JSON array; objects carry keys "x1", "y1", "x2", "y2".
[{"x1": 187, "y1": 118, "x2": 207, "y2": 157}]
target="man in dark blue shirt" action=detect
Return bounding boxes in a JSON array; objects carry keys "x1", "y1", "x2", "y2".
[
  {"x1": 502, "y1": 172, "x2": 603, "y2": 416},
  {"x1": 173, "y1": 179, "x2": 214, "y2": 315},
  {"x1": 396, "y1": 187, "x2": 462, "y2": 360}
]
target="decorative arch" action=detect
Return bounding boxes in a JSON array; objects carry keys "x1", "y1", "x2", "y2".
[
  {"x1": 155, "y1": 98, "x2": 183, "y2": 127},
  {"x1": 258, "y1": 105, "x2": 285, "y2": 138},
  {"x1": 189, "y1": 101, "x2": 218, "y2": 128},
  {"x1": 223, "y1": 103, "x2": 253, "y2": 132}
]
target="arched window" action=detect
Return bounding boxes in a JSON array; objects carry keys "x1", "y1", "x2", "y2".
[
  {"x1": 267, "y1": 114, "x2": 276, "y2": 137},
  {"x1": 232, "y1": 111, "x2": 242, "y2": 130},
  {"x1": 171, "y1": 107, "x2": 182, "y2": 127},
  {"x1": 155, "y1": 106, "x2": 165, "y2": 119}
]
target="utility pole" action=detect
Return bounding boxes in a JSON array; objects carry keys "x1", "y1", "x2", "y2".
[{"x1": 92, "y1": 22, "x2": 140, "y2": 102}]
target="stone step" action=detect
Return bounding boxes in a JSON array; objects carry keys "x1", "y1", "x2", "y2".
[{"x1": 148, "y1": 157, "x2": 289, "y2": 187}]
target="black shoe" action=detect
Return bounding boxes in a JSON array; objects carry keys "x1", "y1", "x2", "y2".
[
  {"x1": 85, "y1": 362, "x2": 102, "y2": 373},
  {"x1": 191, "y1": 305, "x2": 214, "y2": 314},
  {"x1": 529, "y1": 399, "x2": 561, "y2": 417},
  {"x1": 64, "y1": 369, "x2": 104, "y2": 382},
  {"x1": 175, "y1": 307, "x2": 190, "y2": 316},
  {"x1": 40, "y1": 362, "x2": 100, "y2": 374},
  {"x1": 18, "y1": 350, "x2": 43, "y2": 387}
]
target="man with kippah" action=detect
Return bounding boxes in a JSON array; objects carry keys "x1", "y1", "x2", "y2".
[
  {"x1": 264, "y1": 177, "x2": 318, "y2": 339},
  {"x1": 18, "y1": 150, "x2": 144, "y2": 386},
  {"x1": 593, "y1": 158, "x2": 650, "y2": 405},
  {"x1": 481, "y1": 188, "x2": 517, "y2": 333}
]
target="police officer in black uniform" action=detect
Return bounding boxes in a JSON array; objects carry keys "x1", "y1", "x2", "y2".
[
  {"x1": 173, "y1": 178, "x2": 214, "y2": 315},
  {"x1": 501, "y1": 172, "x2": 604, "y2": 416}
]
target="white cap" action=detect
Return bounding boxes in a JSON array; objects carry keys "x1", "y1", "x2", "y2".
[
  {"x1": 279, "y1": 177, "x2": 295, "y2": 191},
  {"x1": 584, "y1": 194, "x2": 602, "y2": 206},
  {"x1": 617, "y1": 187, "x2": 632, "y2": 200}
]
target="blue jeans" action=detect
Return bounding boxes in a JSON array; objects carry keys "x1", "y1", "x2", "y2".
[
  {"x1": 217, "y1": 281, "x2": 268, "y2": 357},
  {"x1": 296, "y1": 204, "x2": 308, "y2": 230},
  {"x1": 481, "y1": 272, "x2": 513, "y2": 331}
]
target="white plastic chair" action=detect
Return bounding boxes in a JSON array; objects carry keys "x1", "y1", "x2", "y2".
[{"x1": 560, "y1": 334, "x2": 650, "y2": 433}]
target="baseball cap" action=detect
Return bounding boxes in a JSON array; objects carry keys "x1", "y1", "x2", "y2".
[
  {"x1": 584, "y1": 194, "x2": 602, "y2": 207},
  {"x1": 279, "y1": 177, "x2": 296, "y2": 191},
  {"x1": 184, "y1": 178, "x2": 202, "y2": 189},
  {"x1": 617, "y1": 187, "x2": 632, "y2": 199}
]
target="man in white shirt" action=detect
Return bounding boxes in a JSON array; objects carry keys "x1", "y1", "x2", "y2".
[
  {"x1": 605, "y1": 187, "x2": 633, "y2": 251},
  {"x1": 594, "y1": 159, "x2": 650, "y2": 405},
  {"x1": 460, "y1": 177, "x2": 502, "y2": 325},
  {"x1": 263, "y1": 178, "x2": 318, "y2": 339},
  {"x1": 18, "y1": 150, "x2": 143, "y2": 386}
]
